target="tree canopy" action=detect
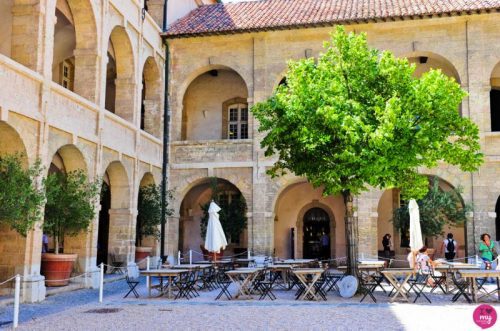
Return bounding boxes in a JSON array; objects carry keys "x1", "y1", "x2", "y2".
[
  {"x1": 252, "y1": 26, "x2": 483, "y2": 201},
  {"x1": 136, "y1": 184, "x2": 173, "y2": 246}
]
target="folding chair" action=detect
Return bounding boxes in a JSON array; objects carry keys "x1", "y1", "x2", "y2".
[
  {"x1": 408, "y1": 272, "x2": 431, "y2": 303},
  {"x1": 451, "y1": 271, "x2": 472, "y2": 303},
  {"x1": 358, "y1": 273, "x2": 378, "y2": 303},
  {"x1": 124, "y1": 274, "x2": 140, "y2": 298},
  {"x1": 429, "y1": 268, "x2": 446, "y2": 294},
  {"x1": 313, "y1": 271, "x2": 328, "y2": 301},
  {"x1": 109, "y1": 252, "x2": 125, "y2": 274},
  {"x1": 255, "y1": 269, "x2": 276, "y2": 300},
  {"x1": 215, "y1": 271, "x2": 232, "y2": 300}
]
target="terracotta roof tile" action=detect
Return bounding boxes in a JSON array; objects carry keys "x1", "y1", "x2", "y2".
[{"x1": 164, "y1": 0, "x2": 500, "y2": 38}]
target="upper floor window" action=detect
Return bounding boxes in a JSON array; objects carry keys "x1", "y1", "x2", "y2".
[
  {"x1": 228, "y1": 104, "x2": 248, "y2": 139},
  {"x1": 60, "y1": 59, "x2": 74, "y2": 90}
]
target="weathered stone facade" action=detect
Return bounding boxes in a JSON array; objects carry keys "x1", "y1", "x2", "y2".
[
  {"x1": 166, "y1": 13, "x2": 500, "y2": 263},
  {"x1": 0, "y1": 0, "x2": 181, "y2": 302}
]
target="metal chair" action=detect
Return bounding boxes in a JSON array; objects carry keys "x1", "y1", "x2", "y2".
[
  {"x1": 109, "y1": 253, "x2": 125, "y2": 274},
  {"x1": 408, "y1": 272, "x2": 431, "y2": 303},
  {"x1": 451, "y1": 271, "x2": 472, "y2": 303},
  {"x1": 124, "y1": 273, "x2": 140, "y2": 298},
  {"x1": 215, "y1": 270, "x2": 232, "y2": 300}
]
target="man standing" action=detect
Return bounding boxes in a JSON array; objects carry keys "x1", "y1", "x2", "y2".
[
  {"x1": 319, "y1": 232, "x2": 329, "y2": 260},
  {"x1": 441, "y1": 233, "x2": 458, "y2": 261}
]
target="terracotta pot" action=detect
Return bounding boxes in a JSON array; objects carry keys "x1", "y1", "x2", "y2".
[
  {"x1": 135, "y1": 246, "x2": 153, "y2": 269},
  {"x1": 41, "y1": 253, "x2": 77, "y2": 287}
]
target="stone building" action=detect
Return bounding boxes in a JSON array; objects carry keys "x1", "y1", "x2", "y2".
[
  {"x1": 163, "y1": 0, "x2": 500, "y2": 263},
  {"x1": 0, "y1": 0, "x2": 216, "y2": 302}
]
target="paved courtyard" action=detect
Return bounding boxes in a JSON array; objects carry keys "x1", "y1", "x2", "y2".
[{"x1": 1, "y1": 277, "x2": 498, "y2": 330}]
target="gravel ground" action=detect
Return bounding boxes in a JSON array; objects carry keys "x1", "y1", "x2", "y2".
[{"x1": 1, "y1": 277, "x2": 499, "y2": 330}]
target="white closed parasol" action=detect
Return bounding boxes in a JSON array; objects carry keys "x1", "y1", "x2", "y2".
[
  {"x1": 408, "y1": 199, "x2": 423, "y2": 250},
  {"x1": 204, "y1": 201, "x2": 227, "y2": 257}
]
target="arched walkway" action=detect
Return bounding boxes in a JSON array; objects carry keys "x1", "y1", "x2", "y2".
[
  {"x1": 105, "y1": 26, "x2": 136, "y2": 122},
  {"x1": 99, "y1": 161, "x2": 132, "y2": 268},
  {"x1": 0, "y1": 122, "x2": 29, "y2": 291},
  {"x1": 273, "y1": 181, "x2": 343, "y2": 259},
  {"x1": 135, "y1": 173, "x2": 158, "y2": 254},
  {"x1": 178, "y1": 177, "x2": 248, "y2": 257},
  {"x1": 377, "y1": 176, "x2": 467, "y2": 260},
  {"x1": 180, "y1": 67, "x2": 249, "y2": 141},
  {"x1": 44, "y1": 144, "x2": 89, "y2": 269},
  {"x1": 141, "y1": 57, "x2": 162, "y2": 137}
]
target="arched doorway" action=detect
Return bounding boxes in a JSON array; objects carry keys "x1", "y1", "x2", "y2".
[
  {"x1": 302, "y1": 208, "x2": 330, "y2": 259},
  {"x1": 97, "y1": 181, "x2": 110, "y2": 267}
]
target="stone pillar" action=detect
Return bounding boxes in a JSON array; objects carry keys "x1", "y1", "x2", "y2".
[
  {"x1": 73, "y1": 48, "x2": 100, "y2": 103},
  {"x1": 22, "y1": 222, "x2": 45, "y2": 303},
  {"x1": 146, "y1": 0, "x2": 165, "y2": 28},
  {"x1": 165, "y1": 216, "x2": 179, "y2": 259},
  {"x1": 114, "y1": 78, "x2": 137, "y2": 123},
  {"x1": 356, "y1": 189, "x2": 384, "y2": 259},
  {"x1": 143, "y1": 99, "x2": 161, "y2": 137},
  {"x1": 11, "y1": 1, "x2": 45, "y2": 72},
  {"x1": 108, "y1": 208, "x2": 135, "y2": 264}
]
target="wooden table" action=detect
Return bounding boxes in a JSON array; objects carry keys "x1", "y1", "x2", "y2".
[
  {"x1": 225, "y1": 268, "x2": 262, "y2": 299},
  {"x1": 434, "y1": 263, "x2": 479, "y2": 293},
  {"x1": 141, "y1": 269, "x2": 188, "y2": 299},
  {"x1": 459, "y1": 269, "x2": 500, "y2": 303},
  {"x1": 275, "y1": 259, "x2": 315, "y2": 267},
  {"x1": 172, "y1": 264, "x2": 211, "y2": 270},
  {"x1": 194, "y1": 260, "x2": 233, "y2": 265},
  {"x1": 381, "y1": 269, "x2": 414, "y2": 303},
  {"x1": 235, "y1": 258, "x2": 255, "y2": 267},
  {"x1": 292, "y1": 268, "x2": 325, "y2": 301}
]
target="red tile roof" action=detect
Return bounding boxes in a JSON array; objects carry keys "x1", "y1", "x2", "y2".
[{"x1": 164, "y1": 0, "x2": 500, "y2": 38}]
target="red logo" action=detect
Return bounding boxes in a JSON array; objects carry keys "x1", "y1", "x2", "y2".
[{"x1": 473, "y1": 304, "x2": 497, "y2": 329}]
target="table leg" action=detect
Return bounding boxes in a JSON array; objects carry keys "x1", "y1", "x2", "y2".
[
  {"x1": 471, "y1": 276, "x2": 478, "y2": 303},
  {"x1": 148, "y1": 275, "x2": 151, "y2": 297}
]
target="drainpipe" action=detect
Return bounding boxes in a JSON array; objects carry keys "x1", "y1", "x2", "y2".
[{"x1": 160, "y1": 0, "x2": 170, "y2": 263}]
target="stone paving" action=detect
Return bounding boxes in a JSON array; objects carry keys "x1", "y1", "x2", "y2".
[{"x1": 0, "y1": 277, "x2": 499, "y2": 330}]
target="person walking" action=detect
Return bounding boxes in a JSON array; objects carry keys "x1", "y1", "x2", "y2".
[{"x1": 440, "y1": 233, "x2": 457, "y2": 261}]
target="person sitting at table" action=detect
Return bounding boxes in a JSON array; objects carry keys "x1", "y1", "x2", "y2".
[
  {"x1": 478, "y1": 233, "x2": 496, "y2": 270},
  {"x1": 415, "y1": 246, "x2": 440, "y2": 287}
]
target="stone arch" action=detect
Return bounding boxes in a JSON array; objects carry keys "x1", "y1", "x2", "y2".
[
  {"x1": 105, "y1": 26, "x2": 136, "y2": 122},
  {"x1": 178, "y1": 177, "x2": 248, "y2": 256},
  {"x1": 296, "y1": 201, "x2": 336, "y2": 260},
  {"x1": 180, "y1": 66, "x2": 250, "y2": 141},
  {"x1": 273, "y1": 181, "x2": 344, "y2": 259},
  {"x1": 141, "y1": 56, "x2": 162, "y2": 137},
  {"x1": 490, "y1": 61, "x2": 500, "y2": 132},
  {"x1": 402, "y1": 51, "x2": 461, "y2": 83},
  {"x1": 0, "y1": 122, "x2": 30, "y2": 290},
  {"x1": 376, "y1": 175, "x2": 467, "y2": 259},
  {"x1": 100, "y1": 161, "x2": 133, "y2": 265},
  {"x1": 135, "y1": 172, "x2": 158, "y2": 257},
  {"x1": 47, "y1": 144, "x2": 88, "y2": 175},
  {"x1": 51, "y1": 0, "x2": 99, "y2": 101}
]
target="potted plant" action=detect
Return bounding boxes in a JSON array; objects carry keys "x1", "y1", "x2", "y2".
[
  {"x1": 41, "y1": 169, "x2": 100, "y2": 286},
  {"x1": 0, "y1": 153, "x2": 44, "y2": 235},
  {"x1": 135, "y1": 184, "x2": 172, "y2": 268}
]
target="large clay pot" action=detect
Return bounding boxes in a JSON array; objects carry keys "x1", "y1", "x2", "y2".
[
  {"x1": 41, "y1": 253, "x2": 77, "y2": 287},
  {"x1": 135, "y1": 246, "x2": 152, "y2": 269}
]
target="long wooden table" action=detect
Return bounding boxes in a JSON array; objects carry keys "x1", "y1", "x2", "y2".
[
  {"x1": 141, "y1": 269, "x2": 188, "y2": 299},
  {"x1": 459, "y1": 269, "x2": 500, "y2": 303}
]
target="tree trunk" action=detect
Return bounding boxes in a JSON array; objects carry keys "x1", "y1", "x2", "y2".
[
  {"x1": 55, "y1": 235, "x2": 59, "y2": 255},
  {"x1": 342, "y1": 190, "x2": 358, "y2": 276}
]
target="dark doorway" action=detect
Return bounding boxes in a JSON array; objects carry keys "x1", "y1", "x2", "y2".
[
  {"x1": 303, "y1": 207, "x2": 330, "y2": 259},
  {"x1": 496, "y1": 196, "x2": 500, "y2": 241},
  {"x1": 491, "y1": 89, "x2": 500, "y2": 132},
  {"x1": 97, "y1": 182, "x2": 110, "y2": 267}
]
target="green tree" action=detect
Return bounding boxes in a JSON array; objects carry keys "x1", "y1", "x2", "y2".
[
  {"x1": 393, "y1": 177, "x2": 471, "y2": 239},
  {"x1": 44, "y1": 170, "x2": 100, "y2": 254},
  {"x1": 0, "y1": 154, "x2": 44, "y2": 236},
  {"x1": 252, "y1": 26, "x2": 483, "y2": 274},
  {"x1": 136, "y1": 184, "x2": 173, "y2": 246}
]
